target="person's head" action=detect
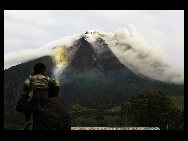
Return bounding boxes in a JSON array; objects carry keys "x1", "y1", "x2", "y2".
[
  {"x1": 34, "y1": 63, "x2": 46, "y2": 75},
  {"x1": 48, "y1": 80, "x2": 60, "y2": 99}
]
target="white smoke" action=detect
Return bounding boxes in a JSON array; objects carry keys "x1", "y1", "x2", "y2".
[
  {"x1": 4, "y1": 33, "x2": 82, "y2": 70},
  {"x1": 51, "y1": 64, "x2": 65, "y2": 81},
  {"x1": 85, "y1": 28, "x2": 184, "y2": 84}
]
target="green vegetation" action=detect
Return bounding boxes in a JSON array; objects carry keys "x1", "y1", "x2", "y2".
[
  {"x1": 106, "y1": 106, "x2": 121, "y2": 113},
  {"x1": 120, "y1": 90, "x2": 184, "y2": 130},
  {"x1": 169, "y1": 96, "x2": 184, "y2": 110}
]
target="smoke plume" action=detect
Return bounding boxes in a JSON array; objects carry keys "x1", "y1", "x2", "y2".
[
  {"x1": 85, "y1": 28, "x2": 184, "y2": 84},
  {"x1": 51, "y1": 64, "x2": 65, "y2": 81}
]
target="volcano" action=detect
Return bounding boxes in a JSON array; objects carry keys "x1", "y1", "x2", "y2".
[
  {"x1": 50, "y1": 37, "x2": 184, "y2": 109},
  {"x1": 4, "y1": 36, "x2": 184, "y2": 128}
]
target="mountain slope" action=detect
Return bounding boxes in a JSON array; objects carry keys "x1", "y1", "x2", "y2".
[{"x1": 57, "y1": 37, "x2": 184, "y2": 109}]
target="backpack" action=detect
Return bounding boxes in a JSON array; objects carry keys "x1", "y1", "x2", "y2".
[{"x1": 15, "y1": 94, "x2": 29, "y2": 113}]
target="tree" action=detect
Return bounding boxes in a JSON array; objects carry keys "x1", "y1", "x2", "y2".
[
  {"x1": 95, "y1": 114, "x2": 105, "y2": 126},
  {"x1": 119, "y1": 103, "x2": 131, "y2": 127},
  {"x1": 125, "y1": 90, "x2": 183, "y2": 130}
]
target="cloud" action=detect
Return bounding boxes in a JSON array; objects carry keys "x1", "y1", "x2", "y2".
[{"x1": 4, "y1": 10, "x2": 62, "y2": 53}]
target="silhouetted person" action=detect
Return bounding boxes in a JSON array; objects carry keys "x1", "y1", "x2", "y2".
[
  {"x1": 19, "y1": 80, "x2": 71, "y2": 130},
  {"x1": 22, "y1": 63, "x2": 53, "y2": 130}
]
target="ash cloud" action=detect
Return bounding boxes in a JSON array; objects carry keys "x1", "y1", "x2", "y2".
[{"x1": 85, "y1": 28, "x2": 184, "y2": 84}]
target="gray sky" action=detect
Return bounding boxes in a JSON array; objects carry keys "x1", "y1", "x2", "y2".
[{"x1": 4, "y1": 10, "x2": 184, "y2": 69}]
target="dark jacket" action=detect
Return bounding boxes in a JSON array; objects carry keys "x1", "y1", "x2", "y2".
[{"x1": 19, "y1": 98, "x2": 71, "y2": 130}]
